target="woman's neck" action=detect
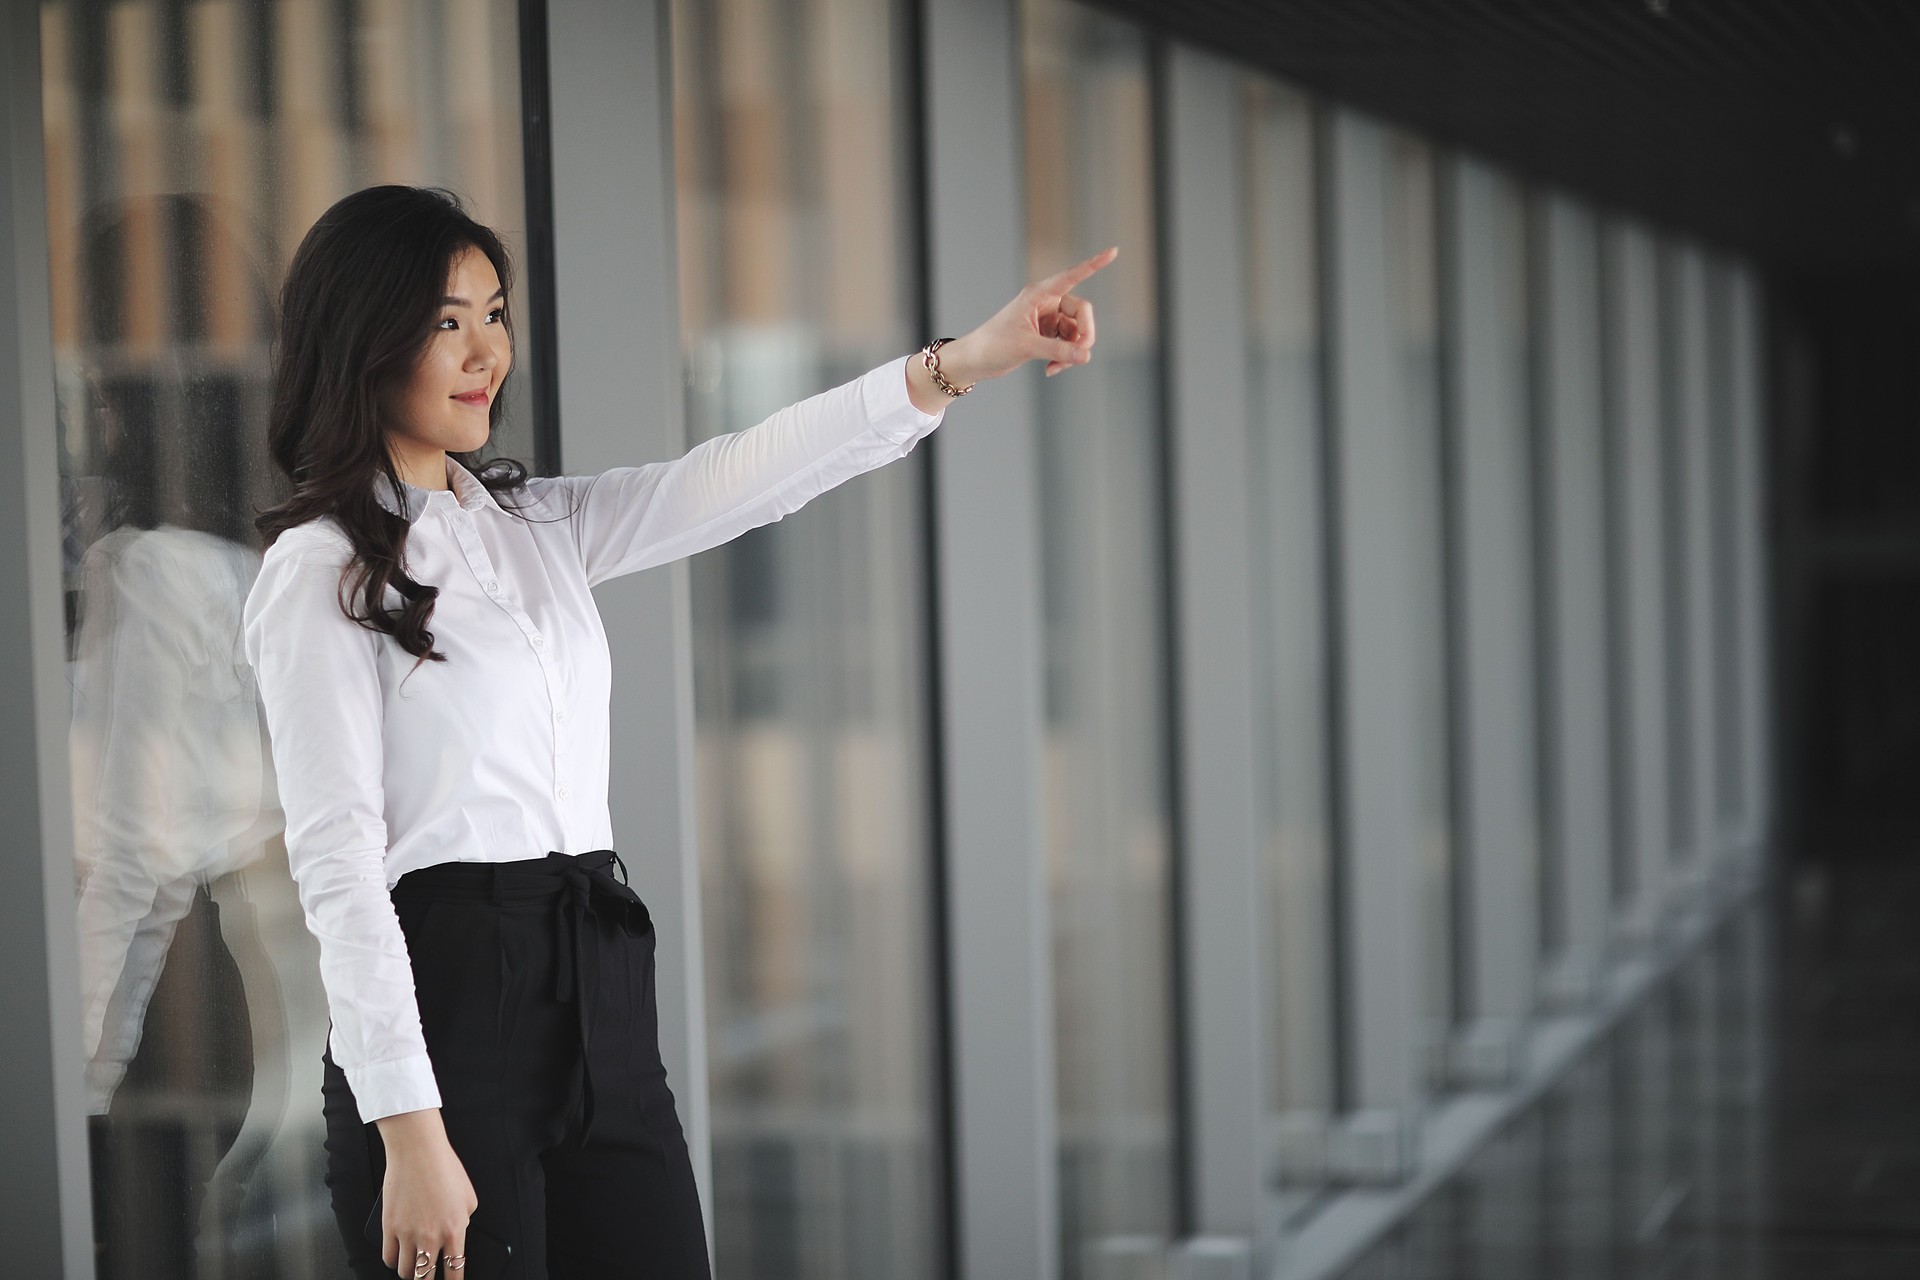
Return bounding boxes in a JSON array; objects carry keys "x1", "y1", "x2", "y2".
[{"x1": 389, "y1": 440, "x2": 450, "y2": 492}]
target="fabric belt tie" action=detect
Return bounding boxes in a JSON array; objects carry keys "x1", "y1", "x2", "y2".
[
  {"x1": 391, "y1": 848, "x2": 653, "y2": 1147},
  {"x1": 541, "y1": 848, "x2": 650, "y2": 1145}
]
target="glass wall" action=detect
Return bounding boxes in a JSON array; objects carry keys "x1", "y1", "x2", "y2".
[
  {"x1": 1021, "y1": 0, "x2": 1179, "y2": 1273},
  {"x1": 1241, "y1": 75, "x2": 1336, "y2": 1191},
  {"x1": 41, "y1": 0, "x2": 533, "y2": 1274},
  {"x1": 669, "y1": 0, "x2": 944, "y2": 1276},
  {"x1": 8, "y1": 3, "x2": 1783, "y2": 1272},
  {"x1": 1383, "y1": 132, "x2": 1455, "y2": 1080}
]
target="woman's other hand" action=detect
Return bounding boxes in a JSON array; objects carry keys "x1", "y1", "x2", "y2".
[
  {"x1": 374, "y1": 1108, "x2": 479, "y2": 1277},
  {"x1": 905, "y1": 246, "x2": 1119, "y2": 412}
]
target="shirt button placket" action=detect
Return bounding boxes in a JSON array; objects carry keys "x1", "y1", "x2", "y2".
[{"x1": 552, "y1": 696, "x2": 567, "y2": 801}]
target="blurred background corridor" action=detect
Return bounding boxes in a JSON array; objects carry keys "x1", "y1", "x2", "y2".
[
  {"x1": 2, "y1": 1, "x2": 1918, "y2": 1278},
  {"x1": 1339, "y1": 858, "x2": 1920, "y2": 1279}
]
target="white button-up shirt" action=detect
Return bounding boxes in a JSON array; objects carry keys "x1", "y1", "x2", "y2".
[{"x1": 241, "y1": 355, "x2": 945, "y2": 1122}]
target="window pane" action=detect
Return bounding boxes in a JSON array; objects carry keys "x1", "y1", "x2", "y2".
[
  {"x1": 43, "y1": 1, "x2": 533, "y2": 1274},
  {"x1": 1242, "y1": 76, "x2": 1336, "y2": 1191},
  {"x1": 1021, "y1": 1, "x2": 1178, "y2": 1274},
  {"x1": 669, "y1": 0, "x2": 943, "y2": 1276}
]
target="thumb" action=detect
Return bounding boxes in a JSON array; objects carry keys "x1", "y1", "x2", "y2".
[{"x1": 1042, "y1": 335, "x2": 1084, "y2": 366}]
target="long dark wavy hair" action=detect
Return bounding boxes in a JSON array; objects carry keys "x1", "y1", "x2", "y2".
[{"x1": 253, "y1": 185, "x2": 567, "y2": 674}]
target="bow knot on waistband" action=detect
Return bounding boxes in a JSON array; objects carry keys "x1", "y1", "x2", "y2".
[
  {"x1": 547, "y1": 849, "x2": 650, "y2": 1008},
  {"x1": 391, "y1": 848, "x2": 654, "y2": 1147},
  {"x1": 543, "y1": 849, "x2": 653, "y2": 1144}
]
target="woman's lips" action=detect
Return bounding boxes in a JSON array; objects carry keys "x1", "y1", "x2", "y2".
[{"x1": 453, "y1": 390, "x2": 490, "y2": 405}]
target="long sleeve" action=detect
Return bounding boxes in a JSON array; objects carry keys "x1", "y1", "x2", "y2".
[
  {"x1": 543, "y1": 353, "x2": 946, "y2": 587},
  {"x1": 241, "y1": 534, "x2": 441, "y2": 1122}
]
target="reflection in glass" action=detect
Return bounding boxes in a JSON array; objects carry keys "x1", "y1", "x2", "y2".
[
  {"x1": 1384, "y1": 134, "x2": 1455, "y2": 1079},
  {"x1": 1242, "y1": 77, "x2": 1336, "y2": 1191},
  {"x1": 1021, "y1": 1, "x2": 1177, "y2": 1274},
  {"x1": 1340, "y1": 911, "x2": 1771, "y2": 1280},
  {"x1": 42, "y1": 2, "x2": 531, "y2": 1273},
  {"x1": 670, "y1": 0, "x2": 943, "y2": 1276}
]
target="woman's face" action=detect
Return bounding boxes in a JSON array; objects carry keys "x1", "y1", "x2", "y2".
[{"x1": 383, "y1": 244, "x2": 511, "y2": 471}]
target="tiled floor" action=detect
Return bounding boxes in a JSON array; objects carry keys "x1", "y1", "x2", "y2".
[{"x1": 1336, "y1": 858, "x2": 1920, "y2": 1279}]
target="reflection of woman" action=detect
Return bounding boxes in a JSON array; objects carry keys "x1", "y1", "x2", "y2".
[
  {"x1": 67, "y1": 193, "x2": 281, "y2": 1114},
  {"x1": 242, "y1": 184, "x2": 1113, "y2": 1279},
  {"x1": 70, "y1": 515, "x2": 271, "y2": 1112},
  {"x1": 63, "y1": 194, "x2": 324, "y2": 1271}
]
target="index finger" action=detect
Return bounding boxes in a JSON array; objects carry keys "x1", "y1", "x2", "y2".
[{"x1": 1037, "y1": 245, "x2": 1118, "y2": 295}]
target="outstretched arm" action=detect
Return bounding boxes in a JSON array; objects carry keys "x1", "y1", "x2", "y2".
[{"x1": 544, "y1": 245, "x2": 1121, "y2": 587}]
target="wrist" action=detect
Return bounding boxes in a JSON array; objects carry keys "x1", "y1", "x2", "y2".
[
  {"x1": 906, "y1": 337, "x2": 980, "y2": 415},
  {"x1": 374, "y1": 1107, "x2": 448, "y2": 1153},
  {"x1": 933, "y1": 333, "x2": 988, "y2": 390}
]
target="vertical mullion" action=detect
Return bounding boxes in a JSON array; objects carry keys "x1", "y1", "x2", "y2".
[
  {"x1": 921, "y1": 2, "x2": 1059, "y2": 1278},
  {"x1": 0, "y1": 0, "x2": 97, "y2": 1268},
  {"x1": 1164, "y1": 39, "x2": 1265, "y2": 1252},
  {"x1": 542, "y1": 0, "x2": 713, "y2": 1247},
  {"x1": 1673, "y1": 249, "x2": 1722, "y2": 905},
  {"x1": 1537, "y1": 195, "x2": 1613, "y2": 1005},
  {"x1": 514, "y1": 0, "x2": 561, "y2": 474},
  {"x1": 1324, "y1": 107, "x2": 1423, "y2": 1183},
  {"x1": 1603, "y1": 222, "x2": 1673, "y2": 950},
  {"x1": 1442, "y1": 156, "x2": 1541, "y2": 1076},
  {"x1": 1728, "y1": 268, "x2": 1772, "y2": 869}
]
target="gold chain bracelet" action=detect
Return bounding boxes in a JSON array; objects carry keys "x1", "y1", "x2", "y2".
[{"x1": 921, "y1": 337, "x2": 974, "y2": 397}]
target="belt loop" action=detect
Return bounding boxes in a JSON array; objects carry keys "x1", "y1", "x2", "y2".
[{"x1": 489, "y1": 861, "x2": 506, "y2": 907}]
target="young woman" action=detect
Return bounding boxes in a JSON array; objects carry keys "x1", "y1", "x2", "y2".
[{"x1": 241, "y1": 184, "x2": 1113, "y2": 1279}]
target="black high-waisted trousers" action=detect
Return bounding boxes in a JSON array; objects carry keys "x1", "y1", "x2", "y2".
[{"x1": 319, "y1": 849, "x2": 711, "y2": 1279}]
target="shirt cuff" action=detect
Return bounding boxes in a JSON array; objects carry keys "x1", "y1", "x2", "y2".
[
  {"x1": 343, "y1": 1050, "x2": 443, "y2": 1123},
  {"x1": 864, "y1": 352, "x2": 948, "y2": 440}
]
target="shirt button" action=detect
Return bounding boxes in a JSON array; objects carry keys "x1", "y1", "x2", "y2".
[
  {"x1": 555, "y1": 710, "x2": 567, "y2": 723},
  {"x1": 556, "y1": 785, "x2": 570, "y2": 799},
  {"x1": 485, "y1": 579, "x2": 499, "y2": 593},
  {"x1": 531, "y1": 634, "x2": 544, "y2": 648}
]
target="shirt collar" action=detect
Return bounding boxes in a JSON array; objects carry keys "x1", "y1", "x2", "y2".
[{"x1": 372, "y1": 456, "x2": 499, "y2": 523}]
